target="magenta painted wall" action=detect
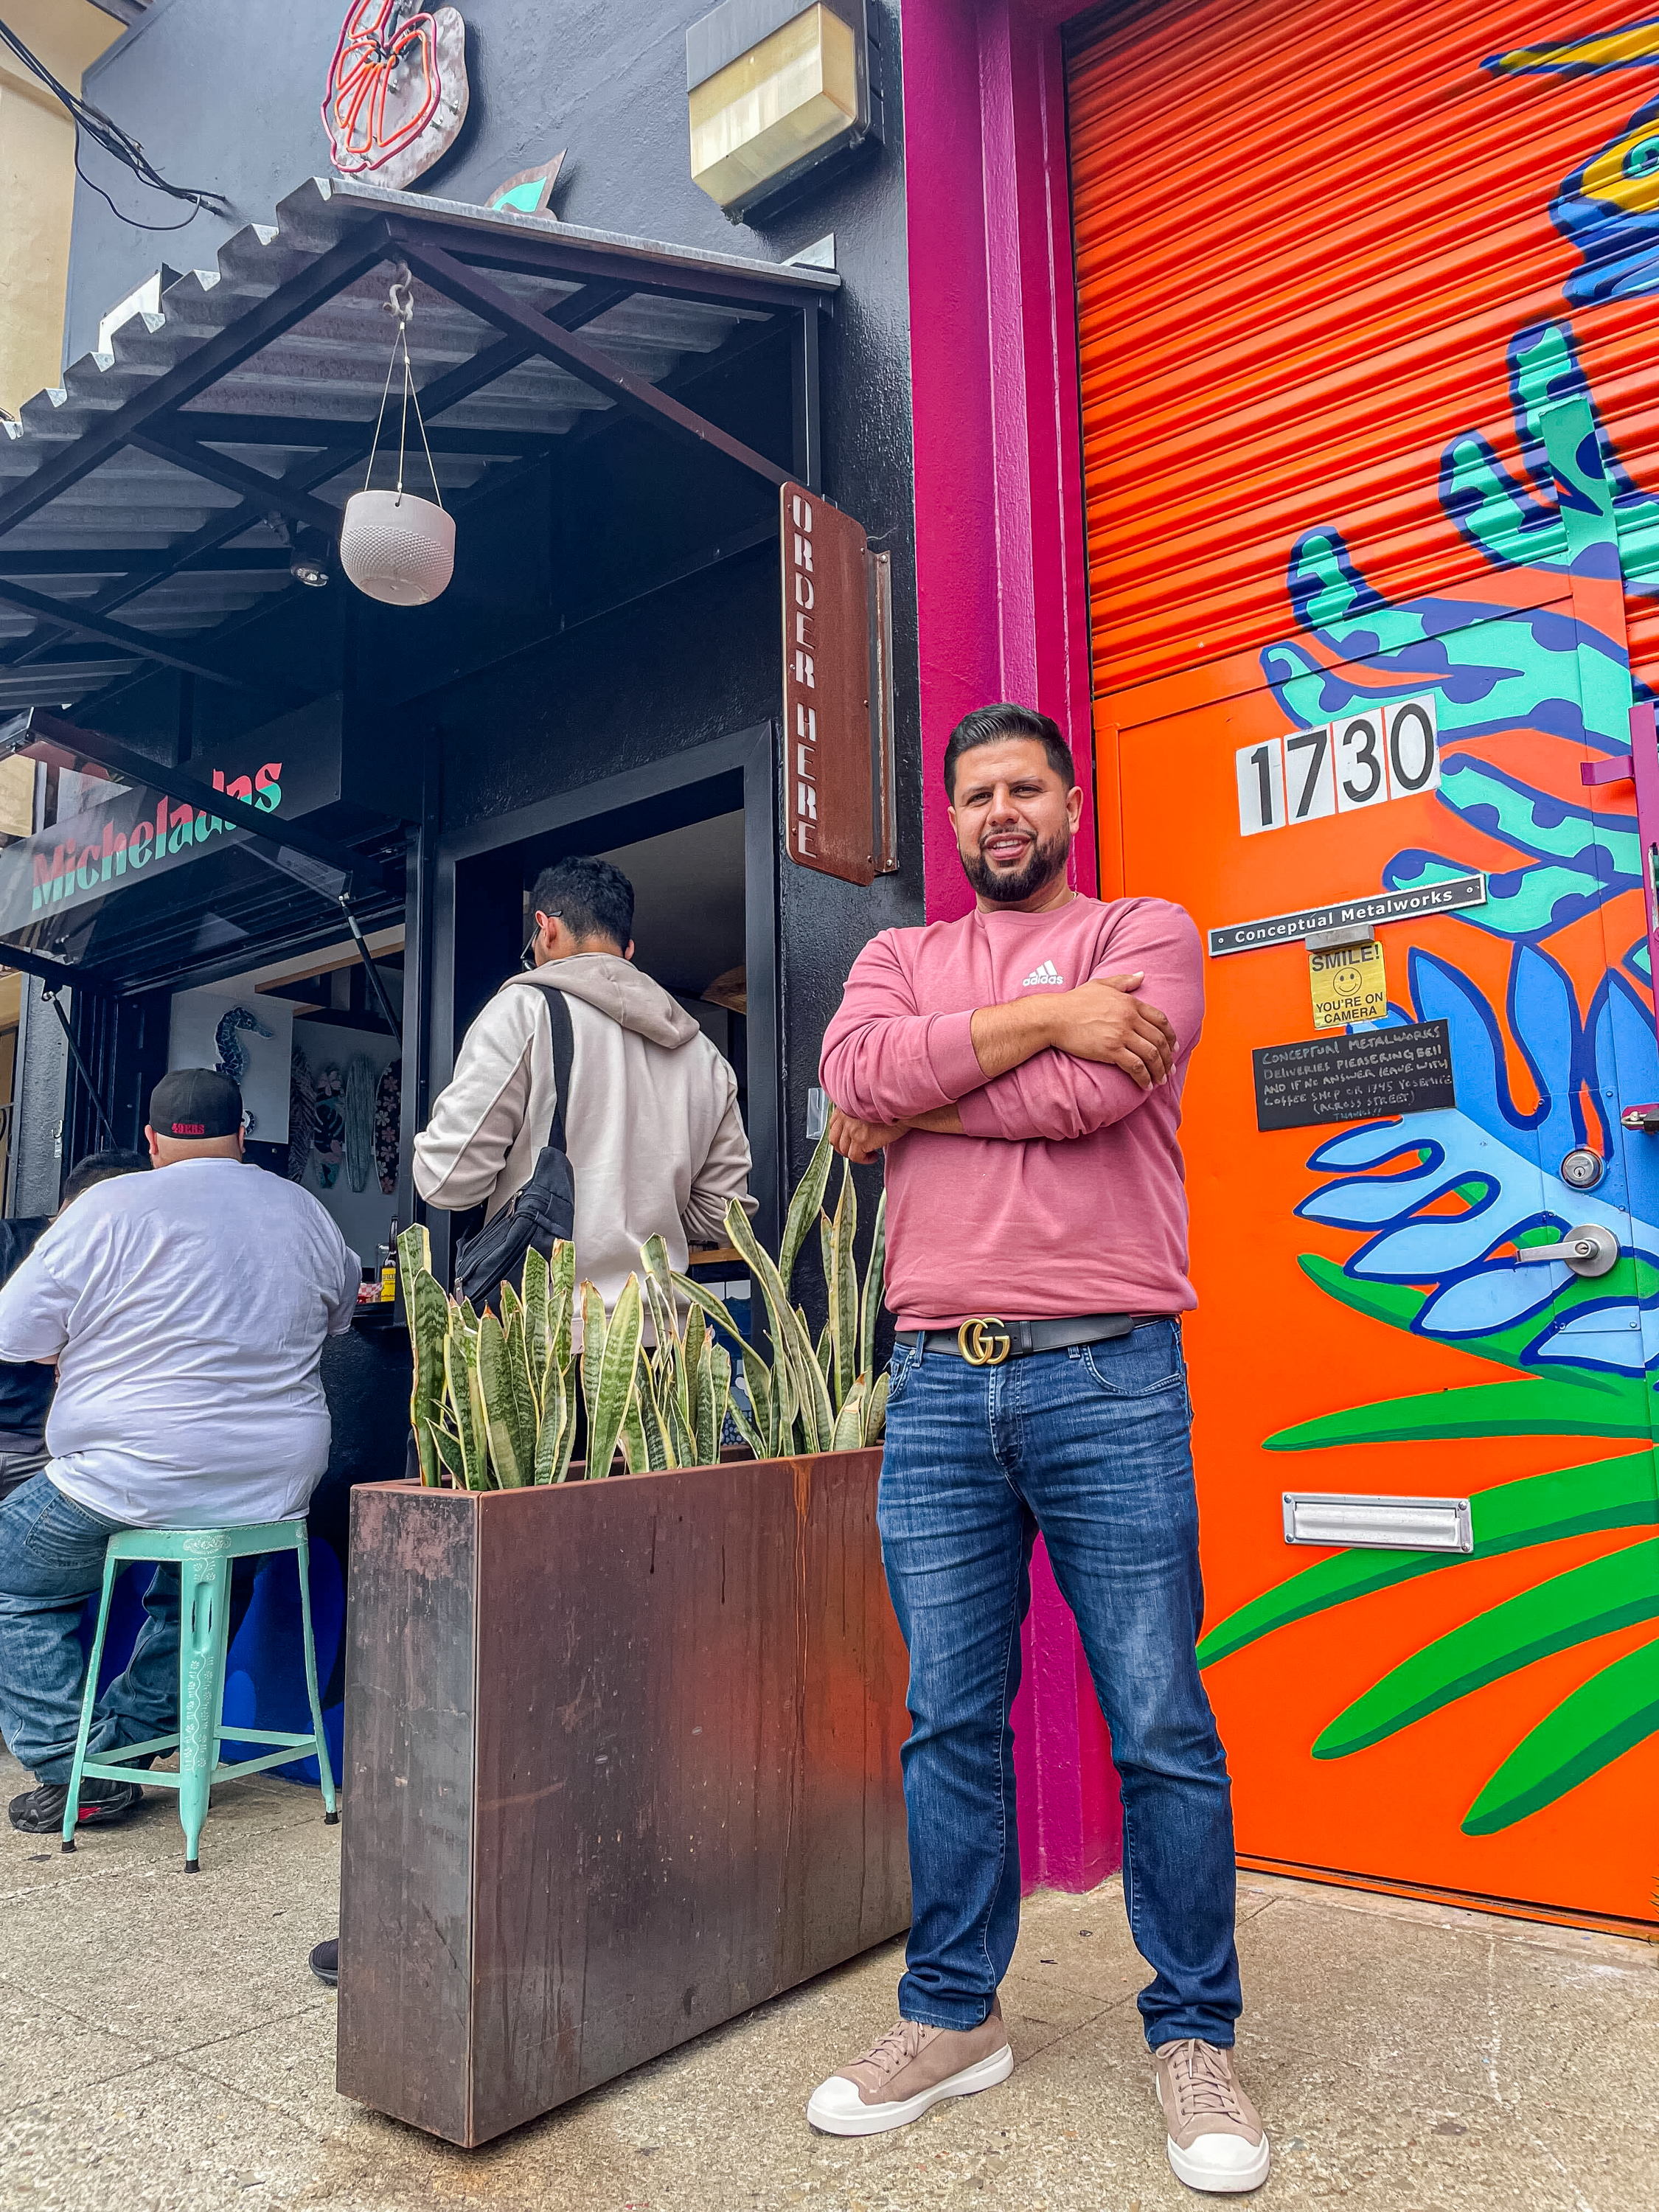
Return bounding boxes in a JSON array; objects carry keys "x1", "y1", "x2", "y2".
[{"x1": 900, "y1": 0, "x2": 1125, "y2": 1893}]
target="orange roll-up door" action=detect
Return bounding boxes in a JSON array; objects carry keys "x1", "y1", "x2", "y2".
[{"x1": 1068, "y1": 1, "x2": 1659, "y2": 1930}]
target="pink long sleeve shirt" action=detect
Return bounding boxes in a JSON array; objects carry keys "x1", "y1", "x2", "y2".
[{"x1": 818, "y1": 895, "x2": 1203, "y2": 1330}]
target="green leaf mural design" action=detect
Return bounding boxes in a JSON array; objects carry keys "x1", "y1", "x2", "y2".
[
  {"x1": 1463, "y1": 1639, "x2": 1659, "y2": 1834},
  {"x1": 1312, "y1": 1541, "x2": 1659, "y2": 1758}
]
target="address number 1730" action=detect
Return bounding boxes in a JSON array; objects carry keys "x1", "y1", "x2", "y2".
[{"x1": 1236, "y1": 695, "x2": 1439, "y2": 838}]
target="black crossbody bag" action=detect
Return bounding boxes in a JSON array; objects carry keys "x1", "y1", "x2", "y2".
[{"x1": 453, "y1": 985, "x2": 575, "y2": 1315}]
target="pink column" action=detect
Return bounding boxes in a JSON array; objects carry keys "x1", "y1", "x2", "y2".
[{"x1": 900, "y1": 0, "x2": 1123, "y2": 1890}]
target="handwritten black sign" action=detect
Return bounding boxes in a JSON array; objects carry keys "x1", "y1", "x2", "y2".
[{"x1": 1253, "y1": 1020, "x2": 1456, "y2": 1132}]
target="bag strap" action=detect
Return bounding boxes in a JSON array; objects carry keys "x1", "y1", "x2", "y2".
[{"x1": 543, "y1": 986, "x2": 574, "y2": 1154}]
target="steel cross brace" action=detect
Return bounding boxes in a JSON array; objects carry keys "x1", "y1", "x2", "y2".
[{"x1": 388, "y1": 229, "x2": 793, "y2": 490}]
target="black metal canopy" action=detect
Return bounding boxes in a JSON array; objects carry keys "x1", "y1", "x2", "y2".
[
  {"x1": 0, "y1": 175, "x2": 834, "y2": 1003},
  {"x1": 0, "y1": 174, "x2": 837, "y2": 717}
]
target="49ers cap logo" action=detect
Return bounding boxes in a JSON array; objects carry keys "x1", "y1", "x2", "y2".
[{"x1": 147, "y1": 1067, "x2": 243, "y2": 1141}]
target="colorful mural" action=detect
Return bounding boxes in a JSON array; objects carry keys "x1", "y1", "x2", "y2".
[
  {"x1": 1074, "y1": 2, "x2": 1659, "y2": 1919},
  {"x1": 1197, "y1": 56, "x2": 1659, "y2": 1859}
]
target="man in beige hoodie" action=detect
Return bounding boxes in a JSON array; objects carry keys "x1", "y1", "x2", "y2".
[{"x1": 412, "y1": 855, "x2": 754, "y2": 1305}]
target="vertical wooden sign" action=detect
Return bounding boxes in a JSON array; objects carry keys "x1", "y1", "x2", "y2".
[{"x1": 781, "y1": 481, "x2": 875, "y2": 886}]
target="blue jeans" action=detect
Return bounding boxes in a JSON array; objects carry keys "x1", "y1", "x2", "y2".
[
  {"x1": 0, "y1": 1474, "x2": 179, "y2": 1784},
  {"x1": 878, "y1": 1320, "x2": 1241, "y2": 2048}
]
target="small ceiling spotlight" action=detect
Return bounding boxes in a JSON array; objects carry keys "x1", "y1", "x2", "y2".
[{"x1": 290, "y1": 526, "x2": 334, "y2": 588}]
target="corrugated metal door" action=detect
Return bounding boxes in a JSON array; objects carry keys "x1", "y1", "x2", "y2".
[{"x1": 1070, "y1": 0, "x2": 1659, "y2": 1930}]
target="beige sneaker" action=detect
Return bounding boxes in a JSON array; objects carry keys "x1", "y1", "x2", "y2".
[
  {"x1": 807, "y1": 1996, "x2": 1013, "y2": 2136},
  {"x1": 1153, "y1": 2038, "x2": 1270, "y2": 2194}
]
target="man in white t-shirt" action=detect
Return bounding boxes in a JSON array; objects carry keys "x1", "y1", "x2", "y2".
[{"x1": 0, "y1": 1068, "x2": 358, "y2": 1838}]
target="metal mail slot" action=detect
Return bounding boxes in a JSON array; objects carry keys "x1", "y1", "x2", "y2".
[{"x1": 1281, "y1": 1492, "x2": 1473, "y2": 1554}]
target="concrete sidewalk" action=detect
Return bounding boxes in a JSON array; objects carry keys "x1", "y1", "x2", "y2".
[{"x1": 0, "y1": 1748, "x2": 1652, "y2": 2212}]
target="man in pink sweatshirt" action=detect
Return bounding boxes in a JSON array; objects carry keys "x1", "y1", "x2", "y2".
[{"x1": 808, "y1": 705, "x2": 1266, "y2": 2197}]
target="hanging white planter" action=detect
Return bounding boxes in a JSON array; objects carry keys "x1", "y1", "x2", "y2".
[
  {"x1": 340, "y1": 490, "x2": 455, "y2": 606},
  {"x1": 340, "y1": 267, "x2": 454, "y2": 607}
]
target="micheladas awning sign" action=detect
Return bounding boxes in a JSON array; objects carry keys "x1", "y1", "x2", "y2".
[{"x1": 1, "y1": 758, "x2": 285, "y2": 945}]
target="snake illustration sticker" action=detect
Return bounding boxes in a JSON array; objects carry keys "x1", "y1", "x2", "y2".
[{"x1": 1309, "y1": 939, "x2": 1387, "y2": 1029}]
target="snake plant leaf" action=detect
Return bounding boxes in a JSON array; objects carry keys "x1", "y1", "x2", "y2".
[
  {"x1": 708, "y1": 1341, "x2": 731, "y2": 1458},
  {"x1": 641, "y1": 1234, "x2": 675, "y2": 1302},
  {"x1": 831, "y1": 1380, "x2": 866, "y2": 1452},
  {"x1": 1198, "y1": 1453, "x2": 1659, "y2": 1665},
  {"x1": 586, "y1": 1274, "x2": 642, "y2": 1480},
  {"x1": 779, "y1": 1129, "x2": 835, "y2": 1296},
  {"x1": 533, "y1": 1357, "x2": 577, "y2": 1484},
  {"x1": 726, "y1": 1372, "x2": 766, "y2": 1457},
  {"x1": 549, "y1": 1239, "x2": 575, "y2": 1377},
  {"x1": 522, "y1": 1245, "x2": 550, "y2": 1380},
  {"x1": 432, "y1": 1425, "x2": 465, "y2": 1484},
  {"x1": 403, "y1": 1265, "x2": 450, "y2": 1486},
  {"x1": 1461, "y1": 1638, "x2": 1659, "y2": 1834},
  {"x1": 793, "y1": 1302, "x2": 835, "y2": 1453},
  {"x1": 580, "y1": 1281, "x2": 607, "y2": 1438},
  {"x1": 863, "y1": 1366, "x2": 889, "y2": 1446},
  {"x1": 726, "y1": 1200, "x2": 800, "y2": 1436},
  {"x1": 660, "y1": 1366, "x2": 696, "y2": 1465},
  {"x1": 672, "y1": 1272, "x2": 745, "y2": 1346},
  {"x1": 478, "y1": 1311, "x2": 536, "y2": 1487},
  {"x1": 740, "y1": 1343, "x2": 775, "y2": 1458},
  {"x1": 504, "y1": 1304, "x2": 538, "y2": 1425},
  {"x1": 815, "y1": 1318, "x2": 832, "y2": 1388},
  {"x1": 444, "y1": 1311, "x2": 490, "y2": 1489},
  {"x1": 1313, "y1": 1540, "x2": 1659, "y2": 1759},
  {"x1": 634, "y1": 1352, "x2": 673, "y2": 1471},
  {"x1": 621, "y1": 1397, "x2": 648, "y2": 1474},
  {"x1": 459, "y1": 1296, "x2": 481, "y2": 1334},
  {"x1": 859, "y1": 1186, "x2": 887, "y2": 1388},
  {"x1": 499, "y1": 1280, "x2": 524, "y2": 1334},
  {"x1": 685, "y1": 1307, "x2": 712, "y2": 1450},
  {"x1": 828, "y1": 1164, "x2": 858, "y2": 1411},
  {"x1": 397, "y1": 1220, "x2": 432, "y2": 1284},
  {"x1": 691, "y1": 1326, "x2": 717, "y2": 1464}
]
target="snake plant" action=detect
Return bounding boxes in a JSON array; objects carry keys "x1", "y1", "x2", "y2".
[{"x1": 397, "y1": 1133, "x2": 887, "y2": 1488}]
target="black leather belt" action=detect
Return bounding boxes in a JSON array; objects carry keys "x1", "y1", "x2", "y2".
[{"x1": 911, "y1": 1313, "x2": 1148, "y2": 1366}]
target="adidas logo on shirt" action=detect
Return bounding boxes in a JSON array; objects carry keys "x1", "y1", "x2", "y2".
[{"x1": 1021, "y1": 959, "x2": 1065, "y2": 988}]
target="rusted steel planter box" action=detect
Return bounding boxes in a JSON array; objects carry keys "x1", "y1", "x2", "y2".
[{"x1": 335, "y1": 1447, "x2": 910, "y2": 2147}]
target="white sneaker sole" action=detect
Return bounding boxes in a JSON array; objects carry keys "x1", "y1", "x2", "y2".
[
  {"x1": 807, "y1": 2041, "x2": 1014, "y2": 2136},
  {"x1": 1165, "y1": 2131, "x2": 1271, "y2": 2194}
]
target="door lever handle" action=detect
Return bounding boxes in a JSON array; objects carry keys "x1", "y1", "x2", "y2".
[{"x1": 1512, "y1": 1225, "x2": 1619, "y2": 1277}]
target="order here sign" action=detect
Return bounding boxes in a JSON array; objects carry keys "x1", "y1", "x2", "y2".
[{"x1": 781, "y1": 481, "x2": 876, "y2": 887}]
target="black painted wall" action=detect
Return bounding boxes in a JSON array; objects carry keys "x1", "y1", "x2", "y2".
[{"x1": 64, "y1": 0, "x2": 925, "y2": 1217}]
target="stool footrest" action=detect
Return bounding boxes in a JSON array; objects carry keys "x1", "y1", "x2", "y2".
[
  {"x1": 84, "y1": 1731, "x2": 178, "y2": 1766},
  {"x1": 80, "y1": 1740, "x2": 323, "y2": 1790}
]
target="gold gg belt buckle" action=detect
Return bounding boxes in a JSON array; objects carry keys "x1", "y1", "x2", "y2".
[{"x1": 958, "y1": 1317, "x2": 1012, "y2": 1366}]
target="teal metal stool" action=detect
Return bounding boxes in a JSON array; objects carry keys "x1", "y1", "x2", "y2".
[{"x1": 63, "y1": 1521, "x2": 338, "y2": 1872}]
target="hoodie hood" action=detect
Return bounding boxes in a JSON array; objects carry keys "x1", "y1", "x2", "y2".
[{"x1": 504, "y1": 956, "x2": 699, "y2": 1049}]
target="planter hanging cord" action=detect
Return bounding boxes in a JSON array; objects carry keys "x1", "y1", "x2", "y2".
[{"x1": 365, "y1": 265, "x2": 443, "y2": 509}]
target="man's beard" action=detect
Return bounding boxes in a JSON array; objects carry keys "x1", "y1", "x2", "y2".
[{"x1": 962, "y1": 826, "x2": 1071, "y2": 904}]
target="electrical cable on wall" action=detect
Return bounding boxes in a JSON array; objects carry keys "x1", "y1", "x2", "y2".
[{"x1": 0, "y1": 14, "x2": 228, "y2": 232}]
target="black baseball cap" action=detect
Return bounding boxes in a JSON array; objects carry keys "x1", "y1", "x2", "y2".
[{"x1": 148, "y1": 1068, "x2": 243, "y2": 1141}]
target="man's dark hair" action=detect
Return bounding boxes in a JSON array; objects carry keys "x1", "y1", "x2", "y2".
[
  {"x1": 943, "y1": 703, "x2": 1075, "y2": 799},
  {"x1": 530, "y1": 855, "x2": 635, "y2": 951},
  {"x1": 61, "y1": 1149, "x2": 150, "y2": 1208}
]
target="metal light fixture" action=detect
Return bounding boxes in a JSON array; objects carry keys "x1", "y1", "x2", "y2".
[
  {"x1": 686, "y1": 0, "x2": 875, "y2": 223},
  {"x1": 290, "y1": 527, "x2": 334, "y2": 588}
]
